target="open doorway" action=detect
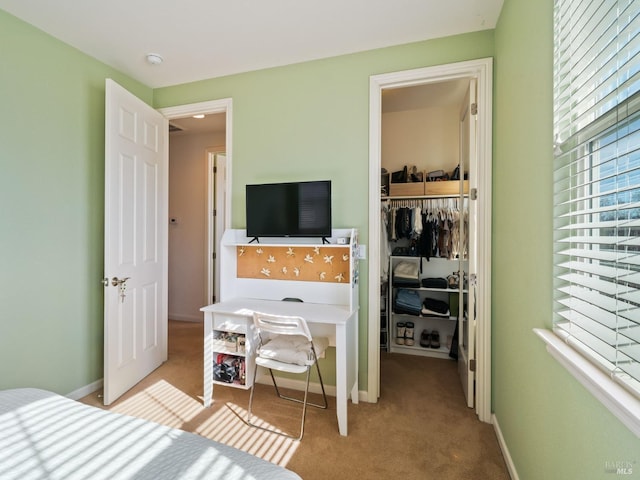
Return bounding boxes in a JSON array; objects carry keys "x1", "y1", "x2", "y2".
[
  {"x1": 167, "y1": 114, "x2": 226, "y2": 321},
  {"x1": 159, "y1": 99, "x2": 233, "y2": 326},
  {"x1": 368, "y1": 59, "x2": 492, "y2": 422}
]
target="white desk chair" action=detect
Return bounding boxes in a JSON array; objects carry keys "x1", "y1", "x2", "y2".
[{"x1": 247, "y1": 311, "x2": 328, "y2": 440}]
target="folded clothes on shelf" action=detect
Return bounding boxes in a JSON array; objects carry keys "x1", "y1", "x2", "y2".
[
  {"x1": 394, "y1": 288, "x2": 422, "y2": 316},
  {"x1": 393, "y1": 261, "x2": 420, "y2": 287},
  {"x1": 421, "y1": 277, "x2": 447, "y2": 289},
  {"x1": 421, "y1": 297, "x2": 450, "y2": 316}
]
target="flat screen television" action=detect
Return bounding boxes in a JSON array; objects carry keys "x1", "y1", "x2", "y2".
[{"x1": 246, "y1": 180, "x2": 332, "y2": 240}]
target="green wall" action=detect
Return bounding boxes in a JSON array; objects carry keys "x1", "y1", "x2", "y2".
[
  {"x1": 0, "y1": 9, "x2": 152, "y2": 394},
  {"x1": 494, "y1": 0, "x2": 640, "y2": 478},
  {"x1": 154, "y1": 31, "x2": 494, "y2": 390}
]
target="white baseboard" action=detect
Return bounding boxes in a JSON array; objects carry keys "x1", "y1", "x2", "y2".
[
  {"x1": 357, "y1": 389, "x2": 369, "y2": 403},
  {"x1": 492, "y1": 413, "x2": 519, "y2": 480},
  {"x1": 169, "y1": 313, "x2": 203, "y2": 322},
  {"x1": 67, "y1": 376, "x2": 369, "y2": 406},
  {"x1": 66, "y1": 379, "x2": 103, "y2": 400},
  {"x1": 256, "y1": 374, "x2": 370, "y2": 405}
]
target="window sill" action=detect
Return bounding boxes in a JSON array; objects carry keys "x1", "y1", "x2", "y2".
[{"x1": 533, "y1": 328, "x2": 640, "y2": 438}]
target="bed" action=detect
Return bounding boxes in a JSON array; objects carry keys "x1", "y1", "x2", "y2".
[{"x1": 0, "y1": 388, "x2": 301, "y2": 480}]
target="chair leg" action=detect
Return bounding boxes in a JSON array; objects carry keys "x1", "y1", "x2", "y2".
[
  {"x1": 246, "y1": 366, "x2": 310, "y2": 440},
  {"x1": 270, "y1": 353, "x2": 328, "y2": 409},
  {"x1": 246, "y1": 349, "x2": 328, "y2": 439}
]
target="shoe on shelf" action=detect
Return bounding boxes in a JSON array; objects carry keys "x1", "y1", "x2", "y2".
[
  {"x1": 420, "y1": 329, "x2": 431, "y2": 348},
  {"x1": 396, "y1": 322, "x2": 406, "y2": 345},
  {"x1": 430, "y1": 330, "x2": 441, "y2": 349},
  {"x1": 405, "y1": 321, "x2": 415, "y2": 346}
]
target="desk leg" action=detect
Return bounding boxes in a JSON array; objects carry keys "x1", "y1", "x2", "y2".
[
  {"x1": 203, "y1": 312, "x2": 213, "y2": 408},
  {"x1": 335, "y1": 322, "x2": 348, "y2": 436},
  {"x1": 350, "y1": 312, "x2": 359, "y2": 405},
  {"x1": 335, "y1": 311, "x2": 358, "y2": 436}
]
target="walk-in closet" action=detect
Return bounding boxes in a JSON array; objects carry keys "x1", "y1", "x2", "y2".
[{"x1": 378, "y1": 75, "x2": 483, "y2": 409}]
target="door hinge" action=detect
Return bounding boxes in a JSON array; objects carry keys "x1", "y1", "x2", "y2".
[
  {"x1": 213, "y1": 252, "x2": 216, "y2": 259},
  {"x1": 470, "y1": 188, "x2": 478, "y2": 200},
  {"x1": 213, "y1": 209, "x2": 216, "y2": 216},
  {"x1": 471, "y1": 102, "x2": 478, "y2": 115},
  {"x1": 213, "y1": 166, "x2": 217, "y2": 173},
  {"x1": 470, "y1": 359, "x2": 476, "y2": 372}
]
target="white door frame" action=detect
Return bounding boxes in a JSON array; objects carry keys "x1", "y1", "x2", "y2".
[
  {"x1": 158, "y1": 99, "x2": 233, "y2": 308},
  {"x1": 207, "y1": 151, "x2": 226, "y2": 304},
  {"x1": 367, "y1": 58, "x2": 492, "y2": 422}
]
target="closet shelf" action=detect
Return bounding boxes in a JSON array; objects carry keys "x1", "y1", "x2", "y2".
[
  {"x1": 390, "y1": 254, "x2": 466, "y2": 260},
  {"x1": 391, "y1": 343, "x2": 452, "y2": 358},
  {"x1": 392, "y1": 286, "x2": 468, "y2": 293},
  {"x1": 392, "y1": 311, "x2": 458, "y2": 321}
]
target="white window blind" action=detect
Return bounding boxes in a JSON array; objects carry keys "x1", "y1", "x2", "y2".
[{"x1": 553, "y1": 0, "x2": 640, "y2": 398}]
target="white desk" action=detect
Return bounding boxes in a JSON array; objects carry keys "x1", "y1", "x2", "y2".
[{"x1": 201, "y1": 298, "x2": 359, "y2": 436}]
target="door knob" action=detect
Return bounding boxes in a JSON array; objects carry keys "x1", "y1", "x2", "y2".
[{"x1": 111, "y1": 276, "x2": 130, "y2": 287}]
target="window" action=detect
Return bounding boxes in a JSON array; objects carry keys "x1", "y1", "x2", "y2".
[{"x1": 553, "y1": 0, "x2": 640, "y2": 403}]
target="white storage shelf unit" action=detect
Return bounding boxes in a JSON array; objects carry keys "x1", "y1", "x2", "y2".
[
  {"x1": 389, "y1": 255, "x2": 467, "y2": 359},
  {"x1": 210, "y1": 318, "x2": 255, "y2": 389}
]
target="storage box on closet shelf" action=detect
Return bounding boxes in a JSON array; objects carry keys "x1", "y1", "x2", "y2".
[
  {"x1": 424, "y1": 164, "x2": 469, "y2": 195},
  {"x1": 424, "y1": 180, "x2": 469, "y2": 196},
  {"x1": 386, "y1": 164, "x2": 469, "y2": 197},
  {"x1": 388, "y1": 165, "x2": 426, "y2": 196}
]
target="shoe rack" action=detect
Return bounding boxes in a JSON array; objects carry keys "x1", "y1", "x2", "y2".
[
  {"x1": 380, "y1": 281, "x2": 389, "y2": 351},
  {"x1": 388, "y1": 255, "x2": 466, "y2": 360}
]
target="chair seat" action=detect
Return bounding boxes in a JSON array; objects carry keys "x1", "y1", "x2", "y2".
[
  {"x1": 255, "y1": 356, "x2": 309, "y2": 374},
  {"x1": 257, "y1": 335, "x2": 329, "y2": 366}
]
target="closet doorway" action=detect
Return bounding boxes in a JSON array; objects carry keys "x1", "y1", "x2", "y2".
[{"x1": 368, "y1": 59, "x2": 492, "y2": 423}]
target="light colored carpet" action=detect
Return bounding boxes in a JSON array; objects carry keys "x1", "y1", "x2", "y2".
[{"x1": 80, "y1": 320, "x2": 509, "y2": 479}]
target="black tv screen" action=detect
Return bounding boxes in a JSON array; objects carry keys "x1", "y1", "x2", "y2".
[{"x1": 246, "y1": 180, "x2": 332, "y2": 238}]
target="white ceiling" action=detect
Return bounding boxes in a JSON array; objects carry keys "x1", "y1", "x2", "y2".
[
  {"x1": 169, "y1": 114, "x2": 226, "y2": 135},
  {"x1": 0, "y1": 0, "x2": 504, "y2": 89}
]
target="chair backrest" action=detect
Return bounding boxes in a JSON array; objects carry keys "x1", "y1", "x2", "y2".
[{"x1": 252, "y1": 311, "x2": 312, "y2": 342}]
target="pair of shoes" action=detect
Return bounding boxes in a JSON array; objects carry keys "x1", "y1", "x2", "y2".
[
  {"x1": 419, "y1": 329, "x2": 441, "y2": 349},
  {"x1": 396, "y1": 322, "x2": 415, "y2": 345}
]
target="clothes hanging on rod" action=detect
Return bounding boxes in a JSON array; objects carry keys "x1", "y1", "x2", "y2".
[
  {"x1": 384, "y1": 197, "x2": 468, "y2": 261},
  {"x1": 380, "y1": 202, "x2": 391, "y2": 281}
]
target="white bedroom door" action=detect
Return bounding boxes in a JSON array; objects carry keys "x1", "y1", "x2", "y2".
[
  {"x1": 458, "y1": 78, "x2": 477, "y2": 409},
  {"x1": 103, "y1": 79, "x2": 169, "y2": 405}
]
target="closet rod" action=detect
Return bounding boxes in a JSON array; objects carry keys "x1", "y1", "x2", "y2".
[{"x1": 382, "y1": 194, "x2": 468, "y2": 201}]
